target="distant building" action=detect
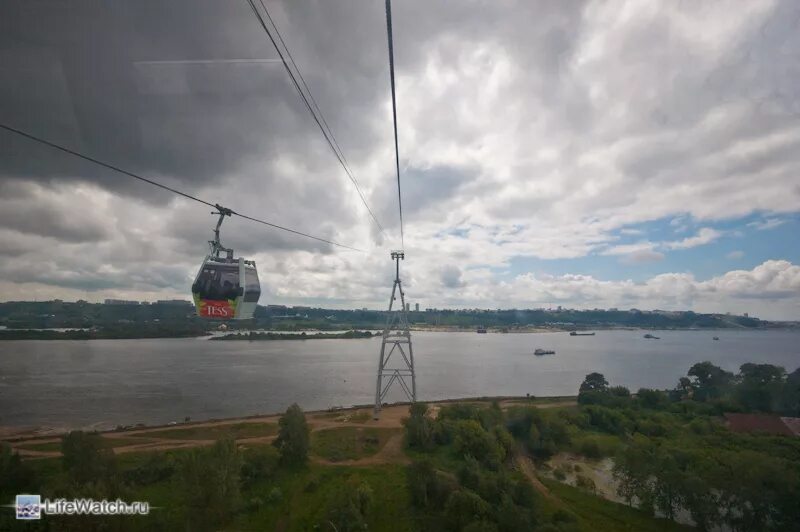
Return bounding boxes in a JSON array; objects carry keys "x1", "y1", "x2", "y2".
[
  {"x1": 104, "y1": 299, "x2": 140, "y2": 305},
  {"x1": 724, "y1": 413, "x2": 800, "y2": 437},
  {"x1": 293, "y1": 306, "x2": 311, "y2": 311},
  {"x1": 415, "y1": 303, "x2": 420, "y2": 312},
  {"x1": 266, "y1": 305, "x2": 288, "y2": 312},
  {"x1": 405, "y1": 303, "x2": 410, "y2": 312},
  {"x1": 362, "y1": 307, "x2": 368, "y2": 312},
  {"x1": 743, "y1": 312, "x2": 749, "y2": 318},
  {"x1": 155, "y1": 299, "x2": 192, "y2": 306}
]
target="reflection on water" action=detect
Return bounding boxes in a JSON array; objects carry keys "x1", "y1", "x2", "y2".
[{"x1": 0, "y1": 330, "x2": 798, "y2": 430}]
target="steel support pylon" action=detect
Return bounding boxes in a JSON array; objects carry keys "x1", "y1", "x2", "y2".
[{"x1": 374, "y1": 250, "x2": 416, "y2": 418}]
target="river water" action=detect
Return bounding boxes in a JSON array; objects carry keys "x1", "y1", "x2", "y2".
[{"x1": 1, "y1": 330, "x2": 798, "y2": 430}]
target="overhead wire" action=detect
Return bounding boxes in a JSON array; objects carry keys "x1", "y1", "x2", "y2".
[
  {"x1": 245, "y1": 0, "x2": 387, "y2": 238},
  {"x1": 384, "y1": 0, "x2": 404, "y2": 249},
  {"x1": 0, "y1": 122, "x2": 362, "y2": 252}
]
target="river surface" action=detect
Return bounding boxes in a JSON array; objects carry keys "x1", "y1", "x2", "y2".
[{"x1": 1, "y1": 329, "x2": 798, "y2": 430}]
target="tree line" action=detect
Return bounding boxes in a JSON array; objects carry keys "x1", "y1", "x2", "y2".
[{"x1": 576, "y1": 361, "x2": 800, "y2": 531}]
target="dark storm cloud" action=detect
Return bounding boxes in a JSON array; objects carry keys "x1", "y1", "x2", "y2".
[
  {"x1": 0, "y1": 180, "x2": 110, "y2": 242},
  {"x1": 0, "y1": 0, "x2": 388, "y2": 205}
]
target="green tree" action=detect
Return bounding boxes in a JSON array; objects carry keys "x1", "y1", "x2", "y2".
[
  {"x1": 273, "y1": 403, "x2": 310, "y2": 465},
  {"x1": 404, "y1": 402, "x2": 434, "y2": 450},
  {"x1": 779, "y1": 367, "x2": 800, "y2": 415},
  {"x1": 687, "y1": 361, "x2": 733, "y2": 401},
  {"x1": 444, "y1": 490, "x2": 491, "y2": 530},
  {"x1": 579, "y1": 372, "x2": 608, "y2": 394},
  {"x1": 0, "y1": 444, "x2": 33, "y2": 499},
  {"x1": 636, "y1": 388, "x2": 668, "y2": 409},
  {"x1": 177, "y1": 438, "x2": 242, "y2": 530},
  {"x1": 736, "y1": 363, "x2": 786, "y2": 412},
  {"x1": 453, "y1": 420, "x2": 504, "y2": 466},
  {"x1": 613, "y1": 439, "x2": 656, "y2": 513},
  {"x1": 497, "y1": 494, "x2": 536, "y2": 531},
  {"x1": 609, "y1": 385, "x2": 631, "y2": 397},
  {"x1": 60, "y1": 431, "x2": 117, "y2": 487},
  {"x1": 240, "y1": 445, "x2": 279, "y2": 488},
  {"x1": 324, "y1": 479, "x2": 373, "y2": 532}
]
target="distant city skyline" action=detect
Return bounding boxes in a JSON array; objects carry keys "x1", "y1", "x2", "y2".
[{"x1": 16, "y1": 297, "x2": 764, "y2": 321}]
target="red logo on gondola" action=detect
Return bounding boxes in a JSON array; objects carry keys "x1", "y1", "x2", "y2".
[{"x1": 200, "y1": 300, "x2": 234, "y2": 318}]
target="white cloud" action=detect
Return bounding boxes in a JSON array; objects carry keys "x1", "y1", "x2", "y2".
[
  {"x1": 601, "y1": 241, "x2": 657, "y2": 256},
  {"x1": 665, "y1": 228, "x2": 723, "y2": 250},
  {"x1": 727, "y1": 250, "x2": 744, "y2": 260},
  {"x1": 747, "y1": 217, "x2": 788, "y2": 231},
  {"x1": 419, "y1": 260, "x2": 800, "y2": 320},
  {"x1": 620, "y1": 249, "x2": 666, "y2": 265}
]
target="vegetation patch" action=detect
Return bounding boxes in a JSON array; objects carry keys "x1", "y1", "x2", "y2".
[
  {"x1": 543, "y1": 478, "x2": 690, "y2": 531},
  {"x1": 14, "y1": 435, "x2": 154, "y2": 452},
  {"x1": 144, "y1": 422, "x2": 277, "y2": 441},
  {"x1": 211, "y1": 330, "x2": 375, "y2": 341},
  {"x1": 311, "y1": 427, "x2": 395, "y2": 462}
]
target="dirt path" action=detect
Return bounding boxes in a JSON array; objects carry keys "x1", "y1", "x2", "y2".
[
  {"x1": 311, "y1": 432, "x2": 409, "y2": 467},
  {"x1": 514, "y1": 453, "x2": 560, "y2": 504}
]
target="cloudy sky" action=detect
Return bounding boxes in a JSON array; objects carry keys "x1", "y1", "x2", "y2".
[{"x1": 1, "y1": 0, "x2": 799, "y2": 319}]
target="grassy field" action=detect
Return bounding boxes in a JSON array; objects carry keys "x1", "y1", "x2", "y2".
[
  {"x1": 234, "y1": 464, "x2": 413, "y2": 531},
  {"x1": 143, "y1": 422, "x2": 277, "y2": 441},
  {"x1": 15, "y1": 435, "x2": 156, "y2": 452},
  {"x1": 311, "y1": 427, "x2": 398, "y2": 461}
]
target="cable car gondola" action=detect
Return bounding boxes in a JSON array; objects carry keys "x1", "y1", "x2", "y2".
[{"x1": 191, "y1": 205, "x2": 260, "y2": 319}]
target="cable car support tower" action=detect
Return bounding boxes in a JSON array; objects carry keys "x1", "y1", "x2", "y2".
[{"x1": 374, "y1": 250, "x2": 415, "y2": 418}]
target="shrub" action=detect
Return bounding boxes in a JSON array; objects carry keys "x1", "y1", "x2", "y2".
[
  {"x1": 125, "y1": 451, "x2": 175, "y2": 486},
  {"x1": 404, "y1": 402, "x2": 435, "y2": 450},
  {"x1": 575, "y1": 474, "x2": 596, "y2": 494},
  {"x1": 444, "y1": 490, "x2": 491, "y2": 530},
  {"x1": 583, "y1": 405, "x2": 631, "y2": 435},
  {"x1": 0, "y1": 444, "x2": 33, "y2": 497},
  {"x1": 241, "y1": 446, "x2": 279, "y2": 487},
  {"x1": 61, "y1": 431, "x2": 117, "y2": 486},
  {"x1": 637, "y1": 388, "x2": 668, "y2": 410},
  {"x1": 177, "y1": 439, "x2": 242, "y2": 529},
  {"x1": 273, "y1": 404, "x2": 310, "y2": 466},
  {"x1": 579, "y1": 438, "x2": 601, "y2": 459},
  {"x1": 324, "y1": 480, "x2": 373, "y2": 532},
  {"x1": 266, "y1": 487, "x2": 282, "y2": 503},
  {"x1": 439, "y1": 403, "x2": 481, "y2": 422},
  {"x1": 609, "y1": 386, "x2": 631, "y2": 398},
  {"x1": 573, "y1": 434, "x2": 619, "y2": 459},
  {"x1": 453, "y1": 420, "x2": 503, "y2": 466},
  {"x1": 304, "y1": 476, "x2": 320, "y2": 493},
  {"x1": 463, "y1": 521, "x2": 499, "y2": 532}
]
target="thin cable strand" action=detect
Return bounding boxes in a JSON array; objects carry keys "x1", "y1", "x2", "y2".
[
  {"x1": 384, "y1": 0, "x2": 404, "y2": 249},
  {"x1": 247, "y1": 0, "x2": 386, "y2": 237},
  {"x1": 0, "y1": 122, "x2": 362, "y2": 251}
]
